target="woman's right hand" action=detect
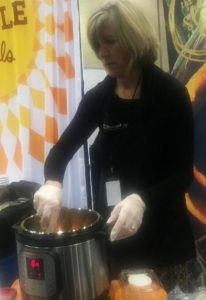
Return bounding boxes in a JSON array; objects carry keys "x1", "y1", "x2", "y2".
[{"x1": 33, "y1": 181, "x2": 62, "y2": 232}]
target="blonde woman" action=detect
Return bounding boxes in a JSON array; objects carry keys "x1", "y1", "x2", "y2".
[{"x1": 34, "y1": 0, "x2": 196, "y2": 291}]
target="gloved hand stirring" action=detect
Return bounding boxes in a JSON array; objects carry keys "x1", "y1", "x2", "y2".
[
  {"x1": 106, "y1": 193, "x2": 146, "y2": 241},
  {"x1": 33, "y1": 180, "x2": 62, "y2": 233}
]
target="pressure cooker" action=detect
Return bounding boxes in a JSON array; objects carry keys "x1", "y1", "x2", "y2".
[{"x1": 15, "y1": 208, "x2": 109, "y2": 300}]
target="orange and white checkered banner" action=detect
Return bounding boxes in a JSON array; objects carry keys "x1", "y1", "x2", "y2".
[{"x1": 0, "y1": 0, "x2": 87, "y2": 207}]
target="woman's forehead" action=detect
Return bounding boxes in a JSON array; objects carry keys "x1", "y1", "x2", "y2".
[{"x1": 98, "y1": 21, "x2": 117, "y2": 38}]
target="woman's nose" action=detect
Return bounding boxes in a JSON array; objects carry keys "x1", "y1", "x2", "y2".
[{"x1": 98, "y1": 45, "x2": 109, "y2": 59}]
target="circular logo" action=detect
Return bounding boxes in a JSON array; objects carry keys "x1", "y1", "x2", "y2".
[
  {"x1": 169, "y1": 0, "x2": 206, "y2": 62},
  {"x1": 0, "y1": 0, "x2": 37, "y2": 100}
]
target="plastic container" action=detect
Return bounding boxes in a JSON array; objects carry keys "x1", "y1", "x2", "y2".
[
  {"x1": 119, "y1": 269, "x2": 168, "y2": 300},
  {"x1": 0, "y1": 287, "x2": 17, "y2": 300}
]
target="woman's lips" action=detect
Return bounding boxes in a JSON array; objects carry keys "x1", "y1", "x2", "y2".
[{"x1": 105, "y1": 62, "x2": 116, "y2": 67}]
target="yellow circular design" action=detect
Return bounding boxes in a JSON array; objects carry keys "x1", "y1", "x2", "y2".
[
  {"x1": 0, "y1": 0, "x2": 37, "y2": 100},
  {"x1": 169, "y1": 0, "x2": 206, "y2": 62}
]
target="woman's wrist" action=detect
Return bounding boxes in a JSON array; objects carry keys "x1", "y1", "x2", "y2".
[{"x1": 45, "y1": 180, "x2": 62, "y2": 188}]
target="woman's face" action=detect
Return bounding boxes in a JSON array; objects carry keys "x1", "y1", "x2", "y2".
[{"x1": 96, "y1": 23, "x2": 130, "y2": 78}]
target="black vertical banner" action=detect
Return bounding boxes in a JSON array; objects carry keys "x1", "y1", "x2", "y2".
[{"x1": 163, "y1": 0, "x2": 206, "y2": 286}]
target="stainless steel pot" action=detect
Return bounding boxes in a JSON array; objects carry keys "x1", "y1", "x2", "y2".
[{"x1": 15, "y1": 208, "x2": 109, "y2": 300}]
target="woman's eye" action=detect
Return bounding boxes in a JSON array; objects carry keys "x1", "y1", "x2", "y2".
[
  {"x1": 105, "y1": 37, "x2": 116, "y2": 45},
  {"x1": 108, "y1": 40, "x2": 115, "y2": 45}
]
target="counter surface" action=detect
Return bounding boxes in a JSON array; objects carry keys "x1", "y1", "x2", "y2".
[{"x1": 12, "y1": 279, "x2": 168, "y2": 300}]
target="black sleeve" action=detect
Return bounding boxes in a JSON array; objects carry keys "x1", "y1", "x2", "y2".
[
  {"x1": 140, "y1": 79, "x2": 194, "y2": 212},
  {"x1": 44, "y1": 87, "x2": 103, "y2": 183}
]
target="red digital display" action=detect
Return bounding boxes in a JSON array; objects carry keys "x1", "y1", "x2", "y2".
[
  {"x1": 26, "y1": 257, "x2": 45, "y2": 280},
  {"x1": 31, "y1": 259, "x2": 40, "y2": 268}
]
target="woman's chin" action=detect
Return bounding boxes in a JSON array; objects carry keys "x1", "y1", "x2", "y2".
[{"x1": 106, "y1": 70, "x2": 120, "y2": 78}]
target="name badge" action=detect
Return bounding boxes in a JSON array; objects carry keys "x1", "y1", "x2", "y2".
[{"x1": 106, "y1": 180, "x2": 121, "y2": 206}]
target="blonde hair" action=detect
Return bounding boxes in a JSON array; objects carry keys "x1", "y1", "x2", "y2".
[{"x1": 87, "y1": 0, "x2": 158, "y2": 69}]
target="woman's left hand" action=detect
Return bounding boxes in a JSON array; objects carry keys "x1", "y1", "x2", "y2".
[{"x1": 106, "y1": 193, "x2": 146, "y2": 241}]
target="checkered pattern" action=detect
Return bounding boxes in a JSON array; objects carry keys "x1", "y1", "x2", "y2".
[{"x1": 0, "y1": 0, "x2": 86, "y2": 207}]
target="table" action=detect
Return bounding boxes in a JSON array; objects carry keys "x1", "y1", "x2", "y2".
[{"x1": 11, "y1": 279, "x2": 168, "y2": 300}]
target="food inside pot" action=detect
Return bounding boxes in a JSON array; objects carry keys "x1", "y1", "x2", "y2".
[{"x1": 21, "y1": 208, "x2": 100, "y2": 234}]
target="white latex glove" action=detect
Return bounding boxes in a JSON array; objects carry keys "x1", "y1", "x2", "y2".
[
  {"x1": 33, "y1": 181, "x2": 62, "y2": 233},
  {"x1": 106, "y1": 193, "x2": 146, "y2": 241}
]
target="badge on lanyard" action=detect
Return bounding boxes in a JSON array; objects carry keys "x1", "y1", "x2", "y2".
[{"x1": 106, "y1": 180, "x2": 121, "y2": 206}]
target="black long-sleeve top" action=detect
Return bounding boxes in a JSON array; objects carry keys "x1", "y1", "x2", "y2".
[{"x1": 45, "y1": 64, "x2": 196, "y2": 269}]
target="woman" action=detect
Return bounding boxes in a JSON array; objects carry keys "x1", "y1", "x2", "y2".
[{"x1": 34, "y1": 0, "x2": 196, "y2": 291}]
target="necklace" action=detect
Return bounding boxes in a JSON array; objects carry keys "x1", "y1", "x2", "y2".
[
  {"x1": 132, "y1": 73, "x2": 142, "y2": 99},
  {"x1": 116, "y1": 72, "x2": 142, "y2": 100}
]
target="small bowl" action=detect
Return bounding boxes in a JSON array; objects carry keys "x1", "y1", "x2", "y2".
[{"x1": 119, "y1": 269, "x2": 167, "y2": 300}]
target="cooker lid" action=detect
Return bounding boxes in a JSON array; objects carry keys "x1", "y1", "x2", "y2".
[{"x1": 19, "y1": 208, "x2": 102, "y2": 239}]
